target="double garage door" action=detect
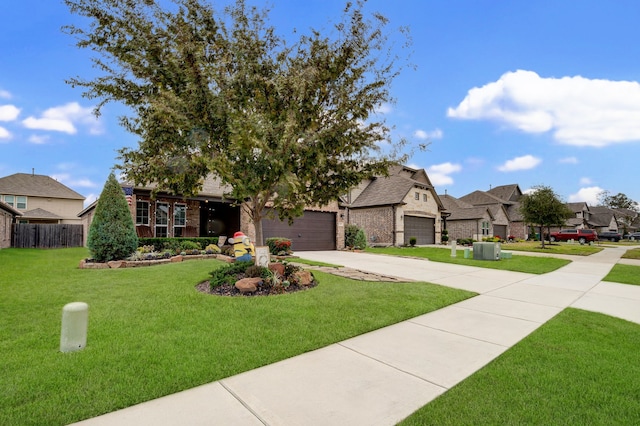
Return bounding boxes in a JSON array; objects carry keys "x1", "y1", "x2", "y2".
[
  {"x1": 262, "y1": 210, "x2": 336, "y2": 251},
  {"x1": 403, "y1": 216, "x2": 435, "y2": 245}
]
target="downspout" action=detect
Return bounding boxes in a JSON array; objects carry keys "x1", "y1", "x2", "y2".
[{"x1": 392, "y1": 205, "x2": 396, "y2": 246}]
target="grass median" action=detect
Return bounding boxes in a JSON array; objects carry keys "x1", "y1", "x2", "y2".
[
  {"x1": 400, "y1": 308, "x2": 640, "y2": 425},
  {"x1": 365, "y1": 246, "x2": 570, "y2": 274},
  {"x1": 0, "y1": 248, "x2": 474, "y2": 425}
]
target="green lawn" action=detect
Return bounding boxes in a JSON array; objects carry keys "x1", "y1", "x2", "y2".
[
  {"x1": 365, "y1": 246, "x2": 570, "y2": 274},
  {"x1": 603, "y1": 264, "x2": 640, "y2": 286},
  {"x1": 0, "y1": 248, "x2": 473, "y2": 425},
  {"x1": 622, "y1": 247, "x2": 640, "y2": 260},
  {"x1": 400, "y1": 308, "x2": 640, "y2": 425},
  {"x1": 501, "y1": 241, "x2": 602, "y2": 256}
]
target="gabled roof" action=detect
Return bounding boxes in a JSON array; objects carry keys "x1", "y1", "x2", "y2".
[
  {"x1": 506, "y1": 202, "x2": 523, "y2": 222},
  {"x1": 350, "y1": 165, "x2": 444, "y2": 210},
  {"x1": 439, "y1": 194, "x2": 494, "y2": 221},
  {"x1": 587, "y1": 206, "x2": 618, "y2": 227},
  {"x1": 0, "y1": 200, "x2": 21, "y2": 216},
  {"x1": 487, "y1": 184, "x2": 522, "y2": 202},
  {"x1": 459, "y1": 190, "x2": 511, "y2": 206},
  {"x1": 20, "y1": 208, "x2": 62, "y2": 219},
  {"x1": 0, "y1": 173, "x2": 85, "y2": 200},
  {"x1": 78, "y1": 200, "x2": 98, "y2": 217},
  {"x1": 123, "y1": 174, "x2": 232, "y2": 199},
  {"x1": 566, "y1": 202, "x2": 589, "y2": 213},
  {"x1": 350, "y1": 175, "x2": 421, "y2": 208}
]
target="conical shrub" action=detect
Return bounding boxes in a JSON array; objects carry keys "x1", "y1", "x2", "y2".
[{"x1": 87, "y1": 173, "x2": 138, "y2": 262}]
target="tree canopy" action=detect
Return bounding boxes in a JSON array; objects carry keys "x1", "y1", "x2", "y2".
[
  {"x1": 64, "y1": 0, "x2": 416, "y2": 243},
  {"x1": 598, "y1": 191, "x2": 639, "y2": 212},
  {"x1": 519, "y1": 185, "x2": 572, "y2": 248}
]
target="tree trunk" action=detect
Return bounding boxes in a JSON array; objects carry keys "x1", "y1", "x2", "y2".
[
  {"x1": 254, "y1": 213, "x2": 264, "y2": 247},
  {"x1": 540, "y1": 225, "x2": 545, "y2": 249}
]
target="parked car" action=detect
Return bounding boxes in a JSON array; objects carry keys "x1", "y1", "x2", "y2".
[
  {"x1": 549, "y1": 229, "x2": 598, "y2": 244},
  {"x1": 625, "y1": 232, "x2": 640, "y2": 241},
  {"x1": 598, "y1": 231, "x2": 622, "y2": 242}
]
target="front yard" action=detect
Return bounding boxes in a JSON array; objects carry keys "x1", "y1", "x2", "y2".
[{"x1": 0, "y1": 248, "x2": 473, "y2": 425}]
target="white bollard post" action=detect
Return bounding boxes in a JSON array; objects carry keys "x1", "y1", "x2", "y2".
[
  {"x1": 450, "y1": 239, "x2": 457, "y2": 257},
  {"x1": 60, "y1": 302, "x2": 88, "y2": 353}
]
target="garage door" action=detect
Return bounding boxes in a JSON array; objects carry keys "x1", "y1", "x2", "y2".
[
  {"x1": 262, "y1": 210, "x2": 336, "y2": 251},
  {"x1": 493, "y1": 225, "x2": 507, "y2": 240},
  {"x1": 404, "y1": 216, "x2": 435, "y2": 245}
]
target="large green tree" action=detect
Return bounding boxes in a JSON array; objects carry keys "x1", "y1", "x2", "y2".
[
  {"x1": 64, "y1": 0, "x2": 417, "y2": 244},
  {"x1": 519, "y1": 185, "x2": 573, "y2": 248},
  {"x1": 87, "y1": 172, "x2": 138, "y2": 262},
  {"x1": 598, "y1": 190, "x2": 639, "y2": 234}
]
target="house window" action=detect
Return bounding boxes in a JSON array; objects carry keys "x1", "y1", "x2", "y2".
[
  {"x1": 423, "y1": 193, "x2": 427, "y2": 202},
  {"x1": 155, "y1": 202, "x2": 169, "y2": 237},
  {"x1": 3, "y1": 195, "x2": 14, "y2": 207},
  {"x1": 174, "y1": 204, "x2": 186, "y2": 237},
  {"x1": 481, "y1": 221, "x2": 490, "y2": 235},
  {"x1": 415, "y1": 192, "x2": 420, "y2": 200},
  {"x1": 16, "y1": 196, "x2": 26, "y2": 209},
  {"x1": 136, "y1": 200, "x2": 149, "y2": 225}
]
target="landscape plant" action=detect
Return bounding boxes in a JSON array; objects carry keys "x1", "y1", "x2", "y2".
[
  {"x1": 345, "y1": 224, "x2": 367, "y2": 249},
  {"x1": 86, "y1": 172, "x2": 138, "y2": 262}
]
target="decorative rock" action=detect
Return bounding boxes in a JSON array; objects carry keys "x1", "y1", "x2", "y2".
[
  {"x1": 108, "y1": 260, "x2": 126, "y2": 269},
  {"x1": 268, "y1": 263, "x2": 285, "y2": 276},
  {"x1": 293, "y1": 270, "x2": 314, "y2": 286},
  {"x1": 235, "y1": 277, "x2": 262, "y2": 293},
  {"x1": 171, "y1": 255, "x2": 183, "y2": 263}
]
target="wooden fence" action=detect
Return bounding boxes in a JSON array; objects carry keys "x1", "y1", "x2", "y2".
[{"x1": 12, "y1": 224, "x2": 84, "y2": 248}]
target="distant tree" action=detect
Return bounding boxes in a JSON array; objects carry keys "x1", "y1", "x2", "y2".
[
  {"x1": 519, "y1": 185, "x2": 573, "y2": 248},
  {"x1": 87, "y1": 173, "x2": 138, "y2": 262},
  {"x1": 598, "y1": 191, "x2": 639, "y2": 211},
  {"x1": 64, "y1": 0, "x2": 419, "y2": 244},
  {"x1": 598, "y1": 190, "x2": 639, "y2": 235}
]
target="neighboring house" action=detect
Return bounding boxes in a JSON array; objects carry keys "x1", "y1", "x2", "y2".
[
  {"x1": 0, "y1": 200, "x2": 21, "y2": 249},
  {"x1": 612, "y1": 207, "x2": 639, "y2": 234},
  {"x1": 439, "y1": 194, "x2": 495, "y2": 241},
  {"x1": 80, "y1": 175, "x2": 344, "y2": 251},
  {"x1": 566, "y1": 202, "x2": 590, "y2": 228},
  {"x1": 587, "y1": 206, "x2": 619, "y2": 233},
  {"x1": 344, "y1": 165, "x2": 445, "y2": 246},
  {"x1": 458, "y1": 184, "x2": 524, "y2": 239},
  {"x1": 0, "y1": 173, "x2": 85, "y2": 224}
]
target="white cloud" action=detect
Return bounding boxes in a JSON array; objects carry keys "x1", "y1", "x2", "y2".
[
  {"x1": 51, "y1": 173, "x2": 98, "y2": 188},
  {"x1": 0, "y1": 104, "x2": 20, "y2": 121},
  {"x1": 28, "y1": 134, "x2": 50, "y2": 144},
  {"x1": 22, "y1": 102, "x2": 101, "y2": 135},
  {"x1": 414, "y1": 128, "x2": 443, "y2": 140},
  {"x1": 558, "y1": 156, "x2": 578, "y2": 164},
  {"x1": 568, "y1": 186, "x2": 604, "y2": 205},
  {"x1": 448, "y1": 70, "x2": 640, "y2": 147},
  {"x1": 497, "y1": 154, "x2": 541, "y2": 172},
  {"x1": 579, "y1": 177, "x2": 592, "y2": 185},
  {"x1": 0, "y1": 90, "x2": 11, "y2": 99},
  {"x1": 427, "y1": 162, "x2": 462, "y2": 186},
  {"x1": 0, "y1": 126, "x2": 10, "y2": 140},
  {"x1": 84, "y1": 193, "x2": 99, "y2": 207}
]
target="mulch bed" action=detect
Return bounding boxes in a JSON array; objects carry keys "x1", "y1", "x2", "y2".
[{"x1": 195, "y1": 280, "x2": 317, "y2": 297}]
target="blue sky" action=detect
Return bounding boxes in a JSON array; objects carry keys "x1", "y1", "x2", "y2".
[{"x1": 2, "y1": 0, "x2": 640, "y2": 207}]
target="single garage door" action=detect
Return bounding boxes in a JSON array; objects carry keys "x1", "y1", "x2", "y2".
[
  {"x1": 262, "y1": 210, "x2": 336, "y2": 251},
  {"x1": 404, "y1": 216, "x2": 435, "y2": 245},
  {"x1": 493, "y1": 225, "x2": 507, "y2": 240}
]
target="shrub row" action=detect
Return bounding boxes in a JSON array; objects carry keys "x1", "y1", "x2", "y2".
[{"x1": 138, "y1": 237, "x2": 219, "y2": 253}]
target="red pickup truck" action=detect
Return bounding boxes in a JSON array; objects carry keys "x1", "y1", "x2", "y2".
[{"x1": 549, "y1": 229, "x2": 598, "y2": 244}]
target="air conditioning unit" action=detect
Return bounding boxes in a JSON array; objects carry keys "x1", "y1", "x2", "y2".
[{"x1": 472, "y1": 242, "x2": 501, "y2": 261}]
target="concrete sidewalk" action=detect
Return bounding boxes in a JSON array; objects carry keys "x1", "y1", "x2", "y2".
[{"x1": 72, "y1": 247, "x2": 640, "y2": 426}]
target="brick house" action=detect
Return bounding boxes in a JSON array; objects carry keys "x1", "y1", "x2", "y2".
[
  {"x1": 0, "y1": 200, "x2": 21, "y2": 249},
  {"x1": 344, "y1": 165, "x2": 445, "y2": 246},
  {"x1": 81, "y1": 175, "x2": 344, "y2": 251},
  {"x1": 439, "y1": 194, "x2": 496, "y2": 241},
  {"x1": 0, "y1": 173, "x2": 85, "y2": 225},
  {"x1": 457, "y1": 184, "x2": 527, "y2": 240}
]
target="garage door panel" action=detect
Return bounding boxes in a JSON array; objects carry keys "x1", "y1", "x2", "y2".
[
  {"x1": 262, "y1": 210, "x2": 336, "y2": 251},
  {"x1": 404, "y1": 216, "x2": 435, "y2": 245}
]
